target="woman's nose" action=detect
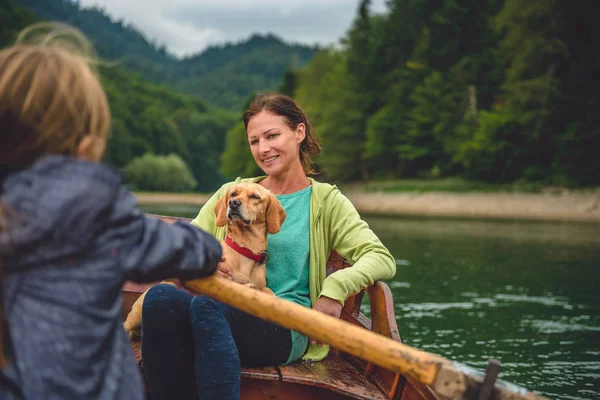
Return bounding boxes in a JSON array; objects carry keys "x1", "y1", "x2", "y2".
[{"x1": 258, "y1": 140, "x2": 270, "y2": 153}]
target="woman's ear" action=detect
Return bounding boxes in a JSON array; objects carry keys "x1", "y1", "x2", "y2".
[
  {"x1": 214, "y1": 195, "x2": 229, "y2": 227},
  {"x1": 266, "y1": 193, "x2": 286, "y2": 234},
  {"x1": 295, "y1": 123, "x2": 306, "y2": 145}
]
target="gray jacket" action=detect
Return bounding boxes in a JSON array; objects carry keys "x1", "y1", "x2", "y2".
[{"x1": 0, "y1": 156, "x2": 222, "y2": 399}]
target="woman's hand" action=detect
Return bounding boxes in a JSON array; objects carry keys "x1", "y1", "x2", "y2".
[
  {"x1": 216, "y1": 257, "x2": 232, "y2": 280},
  {"x1": 309, "y1": 296, "x2": 343, "y2": 347}
]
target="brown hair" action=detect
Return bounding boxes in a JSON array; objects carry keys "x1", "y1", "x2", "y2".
[
  {"x1": 243, "y1": 92, "x2": 322, "y2": 175},
  {"x1": 0, "y1": 22, "x2": 110, "y2": 369}
]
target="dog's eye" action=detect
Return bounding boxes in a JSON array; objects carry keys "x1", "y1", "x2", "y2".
[
  {"x1": 250, "y1": 194, "x2": 260, "y2": 200},
  {"x1": 230, "y1": 192, "x2": 238, "y2": 197}
]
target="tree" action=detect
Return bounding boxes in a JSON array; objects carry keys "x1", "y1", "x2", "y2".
[
  {"x1": 124, "y1": 153, "x2": 197, "y2": 192},
  {"x1": 493, "y1": 0, "x2": 565, "y2": 179},
  {"x1": 278, "y1": 69, "x2": 298, "y2": 97},
  {"x1": 402, "y1": 70, "x2": 464, "y2": 176},
  {"x1": 220, "y1": 123, "x2": 262, "y2": 179}
]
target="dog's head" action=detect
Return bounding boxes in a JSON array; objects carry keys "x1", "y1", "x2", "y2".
[{"x1": 214, "y1": 183, "x2": 286, "y2": 234}]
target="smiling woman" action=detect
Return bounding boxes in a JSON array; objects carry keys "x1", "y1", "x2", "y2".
[
  {"x1": 245, "y1": 93, "x2": 322, "y2": 182},
  {"x1": 139, "y1": 92, "x2": 397, "y2": 400}
]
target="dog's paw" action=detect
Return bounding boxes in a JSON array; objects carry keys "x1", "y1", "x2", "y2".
[
  {"x1": 124, "y1": 323, "x2": 141, "y2": 339},
  {"x1": 129, "y1": 328, "x2": 141, "y2": 339}
]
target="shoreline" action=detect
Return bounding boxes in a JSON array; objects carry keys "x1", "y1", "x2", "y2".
[{"x1": 134, "y1": 190, "x2": 600, "y2": 223}]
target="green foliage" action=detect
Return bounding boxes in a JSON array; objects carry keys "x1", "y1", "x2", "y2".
[
  {"x1": 290, "y1": 0, "x2": 599, "y2": 186},
  {"x1": 454, "y1": 110, "x2": 530, "y2": 182},
  {"x1": 359, "y1": 177, "x2": 543, "y2": 194},
  {"x1": 0, "y1": 0, "x2": 37, "y2": 47},
  {"x1": 124, "y1": 153, "x2": 197, "y2": 192},
  {"x1": 402, "y1": 71, "x2": 464, "y2": 175},
  {"x1": 278, "y1": 69, "x2": 298, "y2": 97},
  {"x1": 220, "y1": 122, "x2": 262, "y2": 179},
  {"x1": 99, "y1": 65, "x2": 237, "y2": 191},
  {"x1": 296, "y1": 49, "x2": 369, "y2": 181}
]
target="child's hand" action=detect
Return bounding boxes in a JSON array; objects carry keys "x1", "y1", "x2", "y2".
[
  {"x1": 310, "y1": 296, "x2": 343, "y2": 347},
  {"x1": 216, "y1": 257, "x2": 232, "y2": 280}
]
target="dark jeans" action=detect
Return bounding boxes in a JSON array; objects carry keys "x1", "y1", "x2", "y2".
[{"x1": 141, "y1": 284, "x2": 292, "y2": 400}]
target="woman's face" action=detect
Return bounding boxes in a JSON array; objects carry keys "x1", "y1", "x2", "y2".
[{"x1": 247, "y1": 110, "x2": 305, "y2": 177}]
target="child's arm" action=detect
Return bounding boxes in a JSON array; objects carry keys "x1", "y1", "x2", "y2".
[{"x1": 108, "y1": 188, "x2": 222, "y2": 282}]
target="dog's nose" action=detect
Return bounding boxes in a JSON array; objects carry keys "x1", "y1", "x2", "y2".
[{"x1": 229, "y1": 198, "x2": 241, "y2": 209}]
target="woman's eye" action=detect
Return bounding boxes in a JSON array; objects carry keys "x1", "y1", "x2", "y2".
[
  {"x1": 250, "y1": 140, "x2": 258, "y2": 145},
  {"x1": 268, "y1": 134, "x2": 278, "y2": 139}
]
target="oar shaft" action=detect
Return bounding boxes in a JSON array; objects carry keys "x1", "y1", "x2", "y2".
[{"x1": 184, "y1": 277, "x2": 446, "y2": 383}]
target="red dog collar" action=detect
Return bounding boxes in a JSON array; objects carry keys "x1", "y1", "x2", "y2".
[{"x1": 224, "y1": 236, "x2": 269, "y2": 264}]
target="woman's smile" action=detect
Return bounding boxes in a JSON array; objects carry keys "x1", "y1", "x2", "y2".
[{"x1": 262, "y1": 155, "x2": 279, "y2": 164}]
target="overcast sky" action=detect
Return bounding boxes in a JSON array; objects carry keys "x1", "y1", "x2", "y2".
[{"x1": 77, "y1": 0, "x2": 388, "y2": 58}]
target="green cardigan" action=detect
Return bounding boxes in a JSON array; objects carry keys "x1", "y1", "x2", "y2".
[{"x1": 191, "y1": 177, "x2": 396, "y2": 361}]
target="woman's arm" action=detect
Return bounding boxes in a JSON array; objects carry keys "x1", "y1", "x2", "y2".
[{"x1": 319, "y1": 191, "x2": 396, "y2": 304}]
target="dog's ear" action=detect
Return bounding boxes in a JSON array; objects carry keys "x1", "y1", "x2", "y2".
[
  {"x1": 266, "y1": 193, "x2": 286, "y2": 234},
  {"x1": 214, "y1": 194, "x2": 229, "y2": 227}
]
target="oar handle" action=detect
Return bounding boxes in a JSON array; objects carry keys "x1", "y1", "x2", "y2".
[{"x1": 182, "y1": 276, "x2": 548, "y2": 400}]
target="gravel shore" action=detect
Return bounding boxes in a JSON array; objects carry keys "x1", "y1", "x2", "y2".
[{"x1": 135, "y1": 189, "x2": 600, "y2": 223}]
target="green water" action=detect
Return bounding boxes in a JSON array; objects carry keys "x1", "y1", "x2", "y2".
[
  {"x1": 367, "y1": 216, "x2": 600, "y2": 400},
  {"x1": 141, "y1": 205, "x2": 600, "y2": 399}
]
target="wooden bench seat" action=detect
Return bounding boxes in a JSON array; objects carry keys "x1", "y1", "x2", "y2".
[{"x1": 127, "y1": 335, "x2": 387, "y2": 400}]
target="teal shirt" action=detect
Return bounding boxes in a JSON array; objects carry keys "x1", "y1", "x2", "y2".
[{"x1": 266, "y1": 185, "x2": 312, "y2": 364}]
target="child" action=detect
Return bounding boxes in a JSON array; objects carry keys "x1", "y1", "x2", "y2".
[{"x1": 0, "y1": 23, "x2": 222, "y2": 399}]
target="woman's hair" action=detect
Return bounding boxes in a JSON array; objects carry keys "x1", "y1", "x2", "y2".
[
  {"x1": 0, "y1": 22, "x2": 110, "y2": 369},
  {"x1": 0, "y1": 22, "x2": 111, "y2": 174},
  {"x1": 243, "y1": 92, "x2": 322, "y2": 175}
]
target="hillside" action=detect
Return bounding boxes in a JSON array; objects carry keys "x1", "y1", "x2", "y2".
[
  {"x1": 16, "y1": 0, "x2": 316, "y2": 110},
  {"x1": 1, "y1": 0, "x2": 237, "y2": 191}
]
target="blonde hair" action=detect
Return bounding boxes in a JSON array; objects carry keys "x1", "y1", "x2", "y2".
[
  {"x1": 0, "y1": 22, "x2": 111, "y2": 171},
  {"x1": 0, "y1": 22, "x2": 111, "y2": 368}
]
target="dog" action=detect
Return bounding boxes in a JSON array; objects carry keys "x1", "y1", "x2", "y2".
[{"x1": 123, "y1": 182, "x2": 286, "y2": 338}]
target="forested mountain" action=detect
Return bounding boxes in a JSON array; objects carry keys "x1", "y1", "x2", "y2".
[
  {"x1": 15, "y1": 0, "x2": 316, "y2": 110},
  {"x1": 1, "y1": 0, "x2": 237, "y2": 191}
]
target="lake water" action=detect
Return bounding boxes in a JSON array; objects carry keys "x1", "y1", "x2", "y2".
[{"x1": 141, "y1": 205, "x2": 600, "y2": 399}]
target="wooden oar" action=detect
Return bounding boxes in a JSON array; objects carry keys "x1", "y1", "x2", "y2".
[{"x1": 183, "y1": 276, "x2": 548, "y2": 400}]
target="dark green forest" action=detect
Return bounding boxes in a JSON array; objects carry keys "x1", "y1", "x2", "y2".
[
  {"x1": 3, "y1": 0, "x2": 600, "y2": 190},
  {"x1": 286, "y1": 0, "x2": 598, "y2": 186}
]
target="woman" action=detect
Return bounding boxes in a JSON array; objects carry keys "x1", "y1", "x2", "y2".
[{"x1": 141, "y1": 93, "x2": 396, "y2": 399}]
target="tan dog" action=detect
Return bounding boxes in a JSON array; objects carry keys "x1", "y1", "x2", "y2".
[{"x1": 123, "y1": 182, "x2": 286, "y2": 338}]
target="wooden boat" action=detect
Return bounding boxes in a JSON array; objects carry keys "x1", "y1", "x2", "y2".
[{"x1": 121, "y1": 215, "x2": 438, "y2": 400}]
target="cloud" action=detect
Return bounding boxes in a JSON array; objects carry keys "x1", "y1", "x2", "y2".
[{"x1": 77, "y1": 0, "x2": 388, "y2": 57}]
